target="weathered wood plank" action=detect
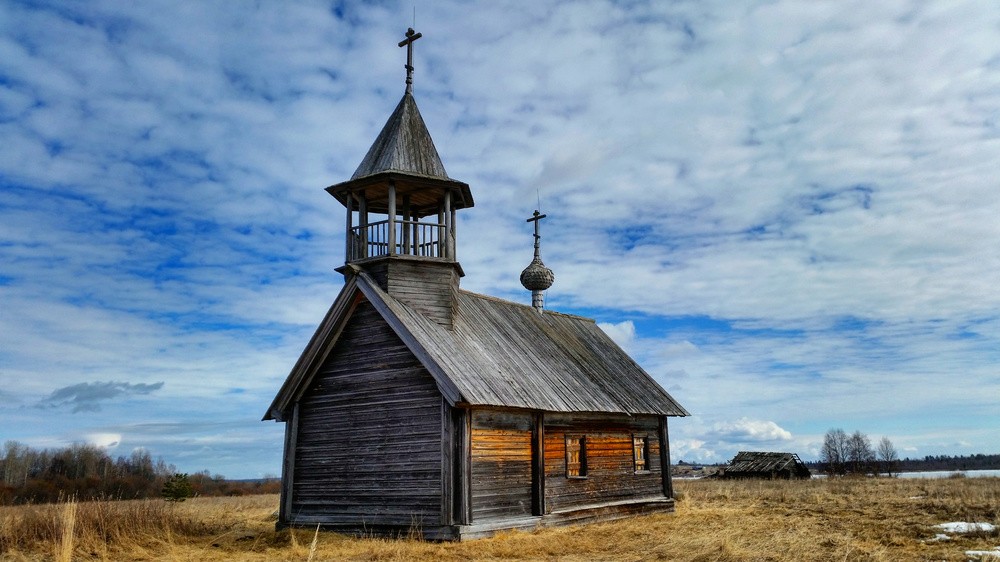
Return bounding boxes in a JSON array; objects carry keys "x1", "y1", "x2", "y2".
[
  {"x1": 441, "y1": 399, "x2": 453, "y2": 526},
  {"x1": 470, "y1": 410, "x2": 533, "y2": 522},
  {"x1": 290, "y1": 300, "x2": 443, "y2": 526},
  {"x1": 532, "y1": 411, "x2": 545, "y2": 515},
  {"x1": 659, "y1": 416, "x2": 673, "y2": 498},
  {"x1": 279, "y1": 403, "x2": 299, "y2": 524},
  {"x1": 540, "y1": 413, "x2": 667, "y2": 513}
]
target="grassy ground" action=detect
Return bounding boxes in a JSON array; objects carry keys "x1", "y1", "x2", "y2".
[{"x1": 1, "y1": 477, "x2": 998, "y2": 561}]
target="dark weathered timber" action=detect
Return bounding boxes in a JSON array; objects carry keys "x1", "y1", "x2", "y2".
[
  {"x1": 279, "y1": 403, "x2": 299, "y2": 522},
  {"x1": 470, "y1": 410, "x2": 533, "y2": 522},
  {"x1": 659, "y1": 417, "x2": 673, "y2": 497},
  {"x1": 363, "y1": 257, "x2": 460, "y2": 329},
  {"x1": 286, "y1": 301, "x2": 443, "y2": 527},
  {"x1": 451, "y1": 408, "x2": 471, "y2": 525},
  {"x1": 440, "y1": 398, "x2": 453, "y2": 525},
  {"x1": 721, "y1": 451, "x2": 811, "y2": 480},
  {"x1": 531, "y1": 411, "x2": 545, "y2": 516}
]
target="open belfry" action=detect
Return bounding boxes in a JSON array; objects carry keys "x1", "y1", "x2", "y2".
[{"x1": 264, "y1": 28, "x2": 688, "y2": 540}]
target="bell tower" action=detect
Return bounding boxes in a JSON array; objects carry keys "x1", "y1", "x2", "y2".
[{"x1": 328, "y1": 28, "x2": 473, "y2": 328}]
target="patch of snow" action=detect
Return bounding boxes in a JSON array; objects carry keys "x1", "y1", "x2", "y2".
[
  {"x1": 935, "y1": 522, "x2": 996, "y2": 534},
  {"x1": 965, "y1": 547, "x2": 1000, "y2": 561},
  {"x1": 928, "y1": 533, "x2": 950, "y2": 542}
]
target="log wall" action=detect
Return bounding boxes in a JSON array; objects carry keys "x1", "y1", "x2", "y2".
[
  {"x1": 290, "y1": 300, "x2": 443, "y2": 526},
  {"x1": 470, "y1": 410, "x2": 533, "y2": 522},
  {"x1": 365, "y1": 258, "x2": 459, "y2": 328},
  {"x1": 543, "y1": 413, "x2": 664, "y2": 513}
]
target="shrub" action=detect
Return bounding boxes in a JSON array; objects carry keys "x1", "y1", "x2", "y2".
[{"x1": 161, "y1": 473, "x2": 194, "y2": 502}]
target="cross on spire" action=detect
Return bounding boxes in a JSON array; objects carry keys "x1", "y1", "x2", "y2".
[
  {"x1": 526, "y1": 210, "x2": 547, "y2": 259},
  {"x1": 398, "y1": 27, "x2": 422, "y2": 94}
]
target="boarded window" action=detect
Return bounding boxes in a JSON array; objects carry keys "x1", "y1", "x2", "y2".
[
  {"x1": 565, "y1": 436, "x2": 587, "y2": 478},
  {"x1": 633, "y1": 435, "x2": 650, "y2": 472}
]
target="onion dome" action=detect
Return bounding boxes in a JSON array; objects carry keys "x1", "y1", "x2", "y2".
[
  {"x1": 520, "y1": 257, "x2": 555, "y2": 291},
  {"x1": 521, "y1": 210, "x2": 554, "y2": 310}
]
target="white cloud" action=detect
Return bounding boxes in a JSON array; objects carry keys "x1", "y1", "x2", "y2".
[
  {"x1": 597, "y1": 320, "x2": 636, "y2": 351},
  {"x1": 707, "y1": 418, "x2": 793, "y2": 443},
  {"x1": 2, "y1": 0, "x2": 1000, "y2": 474},
  {"x1": 85, "y1": 433, "x2": 122, "y2": 449}
]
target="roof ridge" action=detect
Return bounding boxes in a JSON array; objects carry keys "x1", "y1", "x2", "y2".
[{"x1": 457, "y1": 289, "x2": 594, "y2": 322}]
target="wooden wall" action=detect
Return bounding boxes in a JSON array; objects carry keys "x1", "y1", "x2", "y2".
[
  {"x1": 365, "y1": 258, "x2": 459, "y2": 328},
  {"x1": 543, "y1": 413, "x2": 664, "y2": 513},
  {"x1": 290, "y1": 300, "x2": 444, "y2": 526},
  {"x1": 470, "y1": 410, "x2": 533, "y2": 522}
]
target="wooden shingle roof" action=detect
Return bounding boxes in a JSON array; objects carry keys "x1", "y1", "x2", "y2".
[
  {"x1": 264, "y1": 273, "x2": 689, "y2": 421},
  {"x1": 724, "y1": 452, "x2": 811, "y2": 477},
  {"x1": 325, "y1": 91, "x2": 474, "y2": 216},
  {"x1": 352, "y1": 92, "x2": 449, "y2": 181}
]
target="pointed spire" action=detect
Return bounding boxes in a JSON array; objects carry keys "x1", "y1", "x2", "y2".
[
  {"x1": 520, "y1": 210, "x2": 555, "y2": 311},
  {"x1": 351, "y1": 92, "x2": 449, "y2": 180}
]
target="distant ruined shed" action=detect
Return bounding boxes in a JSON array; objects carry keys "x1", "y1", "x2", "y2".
[
  {"x1": 262, "y1": 29, "x2": 688, "y2": 540},
  {"x1": 721, "y1": 452, "x2": 811, "y2": 480}
]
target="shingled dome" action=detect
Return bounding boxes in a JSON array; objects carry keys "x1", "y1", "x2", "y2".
[{"x1": 520, "y1": 257, "x2": 554, "y2": 291}]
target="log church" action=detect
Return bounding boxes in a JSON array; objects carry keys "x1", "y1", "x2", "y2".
[{"x1": 263, "y1": 28, "x2": 688, "y2": 540}]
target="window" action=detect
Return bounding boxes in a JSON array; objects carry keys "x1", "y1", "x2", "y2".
[
  {"x1": 565, "y1": 435, "x2": 587, "y2": 478},
  {"x1": 633, "y1": 435, "x2": 650, "y2": 473}
]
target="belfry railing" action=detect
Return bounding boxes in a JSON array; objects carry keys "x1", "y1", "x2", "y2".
[{"x1": 348, "y1": 219, "x2": 447, "y2": 261}]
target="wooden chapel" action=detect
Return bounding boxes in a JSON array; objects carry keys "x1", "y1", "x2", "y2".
[{"x1": 263, "y1": 28, "x2": 688, "y2": 540}]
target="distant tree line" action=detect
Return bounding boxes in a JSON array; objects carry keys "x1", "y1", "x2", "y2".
[
  {"x1": 0, "y1": 440, "x2": 279, "y2": 505},
  {"x1": 818, "y1": 429, "x2": 899, "y2": 476},
  {"x1": 815, "y1": 429, "x2": 1000, "y2": 476},
  {"x1": 893, "y1": 453, "x2": 1000, "y2": 473}
]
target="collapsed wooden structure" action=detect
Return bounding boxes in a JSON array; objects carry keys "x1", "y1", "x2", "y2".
[
  {"x1": 263, "y1": 28, "x2": 688, "y2": 540},
  {"x1": 721, "y1": 452, "x2": 811, "y2": 480}
]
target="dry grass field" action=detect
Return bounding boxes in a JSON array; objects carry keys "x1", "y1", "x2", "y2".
[{"x1": 2, "y1": 477, "x2": 998, "y2": 561}]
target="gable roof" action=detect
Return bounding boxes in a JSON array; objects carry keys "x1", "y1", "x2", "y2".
[
  {"x1": 352, "y1": 92, "x2": 450, "y2": 181},
  {"x1": 264, "y1": 273, "x2": 689, "y2": 421},
  {"x1": 724, "y1": 452, "x2": 811, "y2": 476}
]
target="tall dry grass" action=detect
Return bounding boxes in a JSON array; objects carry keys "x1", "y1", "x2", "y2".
[
  {"x1": 1, "y1": 477, "x2": 997, "y2": 561},
  {"x1": 54, "y1": 499, "x2": 75, "y2": 562}
]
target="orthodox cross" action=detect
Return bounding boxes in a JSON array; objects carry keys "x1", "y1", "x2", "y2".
[
  {"x1": 526, "y1": 210, "x2": 547, "y2": 258},
  {"x1": 398, "y1": 27, "x2": 422, "y2": 93}
]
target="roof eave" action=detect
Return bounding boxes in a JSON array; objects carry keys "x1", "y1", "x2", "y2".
[
  {"x1": 261, "y1": 277, "x2": 361, "y2": 421},
  {"x1": 326, "y1": 172, "x2": 474, "y2": 213}
]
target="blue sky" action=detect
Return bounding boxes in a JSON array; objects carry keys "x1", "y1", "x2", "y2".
[{"x1": 2, "y1": 0, "x2": 999, "y2": 478}]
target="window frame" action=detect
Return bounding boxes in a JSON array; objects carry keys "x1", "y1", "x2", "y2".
[
  {"x1": 633, "y1": 434, "x2": 651, "y2": 474},
  {"x1": 565, "y1": 435, "x2": 588, "y2": 479}
]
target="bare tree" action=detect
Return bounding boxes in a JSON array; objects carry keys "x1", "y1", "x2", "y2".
[
  {"x1": 2, "y1": 441, "x2": 28, "y2": 486},
  {"x1": 820, "y1": 428, "x2": 849, "y2": 475},
  {"x1": 876, "y1": 437, "x2": 899, "y2": 477},
  {"x1": 847, "y1": 430, "x2": 875, "y2": 475}
]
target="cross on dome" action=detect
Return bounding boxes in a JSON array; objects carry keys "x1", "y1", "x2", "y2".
[
  {"x1": 526, "y1": 210, "x2": 547, "y2": 260},
  {"x1": 398, "y1": 27, "x2": 423, "y2": 93},
  {"x1": 520, "y1": 209, "x2": 555, "y2": 311}
]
